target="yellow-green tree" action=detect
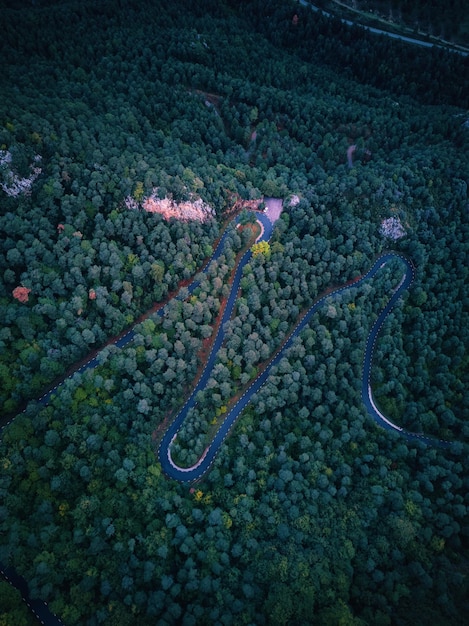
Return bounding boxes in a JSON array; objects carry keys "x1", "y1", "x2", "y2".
[
  {"x1": 251, "y1": 240, "x2": 271, "y2": 260},
  {"x1": 133, "y1": 181, "x2": 144, "y2": 202}
]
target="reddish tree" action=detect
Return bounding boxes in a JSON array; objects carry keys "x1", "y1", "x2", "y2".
[{"x1": 13, "y1": 286, "x2": 31, "y2": 303}]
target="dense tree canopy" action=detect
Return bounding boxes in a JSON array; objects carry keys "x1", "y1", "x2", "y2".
[{"x1": 1, "y1": 0, "x2": 468, "y2": 625}]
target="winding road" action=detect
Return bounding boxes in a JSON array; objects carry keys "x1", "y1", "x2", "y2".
[
  {"x1": 2, "y1": 2, "x2": 465, "y2": 620},
  {"x1": 158, "y1": 212, "x2": 452, "y2": 482},
  {"x1": 0, "y1": 205, "x2": 453, "y2": 623}
]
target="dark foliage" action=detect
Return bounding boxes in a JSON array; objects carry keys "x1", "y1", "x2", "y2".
[{"x1": 0, "y1": 1, "x2": 468, "y2": 624}]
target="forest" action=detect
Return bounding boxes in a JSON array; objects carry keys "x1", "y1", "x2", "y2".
[{"x1": 0, "y1": 0, "x2": 468, "y2": 624}]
